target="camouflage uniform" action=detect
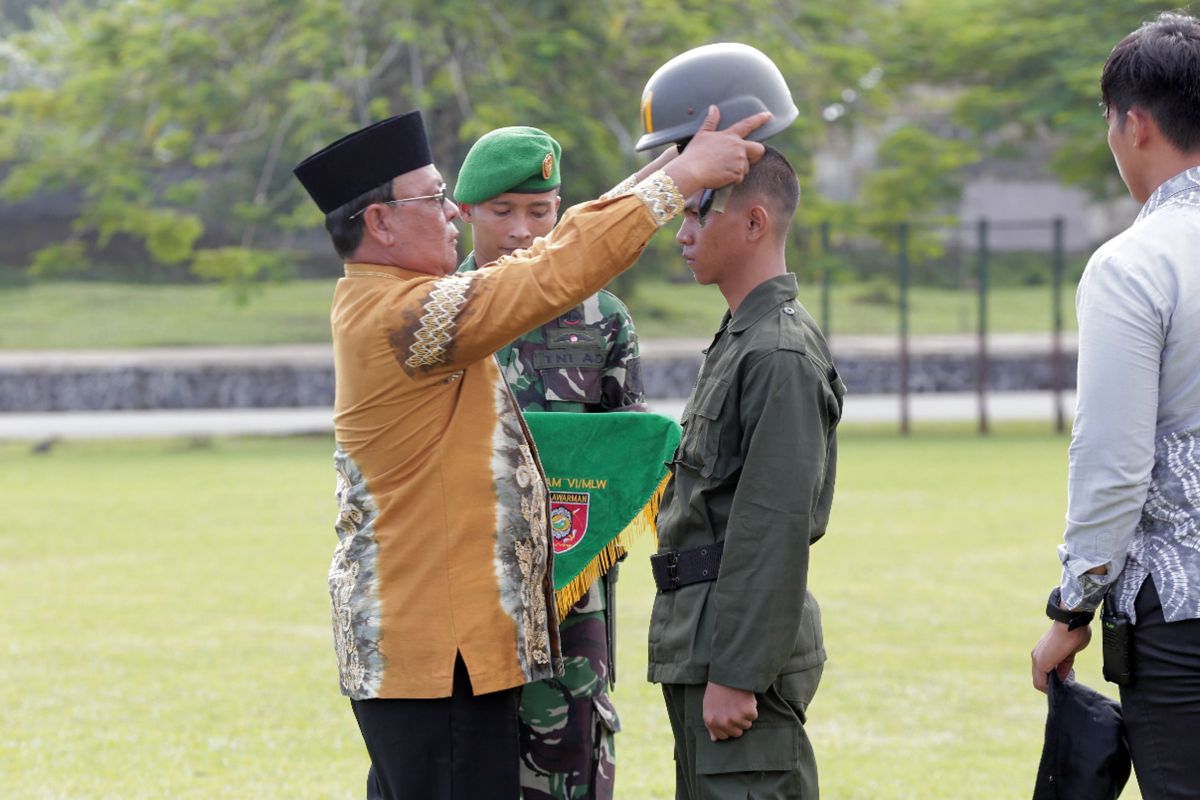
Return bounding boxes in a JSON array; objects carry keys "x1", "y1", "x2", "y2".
[{"x1": 460, "y1": 253, "x2": 643, "y2": 800}]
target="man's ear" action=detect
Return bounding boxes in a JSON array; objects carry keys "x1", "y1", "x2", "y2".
[
  {"x1": 361, "y1": 204, "x2": 395, "y2": 247},
  {"x1": 746, "y1": 204, "x2": 770, "y2": 242},
  {"x1": 458, "y1": 202, "x2": 475, "y2": 222},
  {"x1": 1126, "y1": 108, "x2": 1154, "y2": 148}
]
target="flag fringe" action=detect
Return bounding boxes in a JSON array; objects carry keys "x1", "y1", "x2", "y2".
[{"x1": 554, "y1": 472, "x2": 671, "y2": 620}]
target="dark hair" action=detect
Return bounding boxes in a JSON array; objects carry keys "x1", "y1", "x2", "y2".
[
  {"x1": 730, "y1": 144, "x2": 799, "y2": 233},
  {"x1": 324, "y1": 180, "x2": 394, "y2": 259},
  {"x1": 1101, "y1": 12, "x2": 1200, "y2": 152}
]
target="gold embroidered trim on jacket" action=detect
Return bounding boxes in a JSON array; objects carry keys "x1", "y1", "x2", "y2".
[
  {"x1": 405, "y1": 274, "x2": 473, "y2": 369},
  {"x1": 515, "y1": 443, "x2": 551, "y2": 666},
  {"x1": 631, "y1": 169, "x2": 684, "y2": 227},
  {"x1": 599, "y1": 174, "x2": 638, "y2": 201},
  {"x1": 330, "y1": 546, "x2": 367, "y2": 693}
]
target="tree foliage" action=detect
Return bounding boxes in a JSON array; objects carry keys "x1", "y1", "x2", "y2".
[
  {"x1": 861, "y1": 125, "x2": 979, "y2": 258},
  {"x1": 0, "y1": 0, "x2": 881, "y2": 287},
  {"x1": 883, "y1": 0, "x2": 1177, "y2": 197},
  {"x1": 2, "y1": 0, "x2": 1177, "y2": 289}
]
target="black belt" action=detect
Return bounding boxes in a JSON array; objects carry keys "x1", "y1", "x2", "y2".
[{"x1": 650, "y1": 542, "x2": 724, "y2": 592}]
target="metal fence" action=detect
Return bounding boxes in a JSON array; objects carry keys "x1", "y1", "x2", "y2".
[{"x1": 796, "y1": 217, "x2": 1091, "y2": 434}]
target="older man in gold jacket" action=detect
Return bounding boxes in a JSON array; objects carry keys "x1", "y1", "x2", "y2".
[{"x1": 293, "y1": 108, "x2": 767, "y2": 800}]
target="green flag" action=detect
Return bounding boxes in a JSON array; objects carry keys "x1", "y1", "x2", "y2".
[{"x1": 524, "y1": 411, "x2": 682, "y2": 619}]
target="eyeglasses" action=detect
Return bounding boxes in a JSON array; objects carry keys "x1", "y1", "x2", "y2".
[
  {"x1": 348, "y1": 186, "x2": 447, "y2": 220},
  {"x1": 697, "y1": 187, "x2": 722, "y2": 228}
]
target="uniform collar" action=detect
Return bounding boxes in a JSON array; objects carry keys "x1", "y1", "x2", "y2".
[
  {"x1": 727, "y1": 273, "x2": 800, "y2": 334},
  {"x1": 458, "y1": 252, "x2": 479, "y2": 273},
  {"x1": 1137, "y1": 166, "x2": 1200, "y2": 221}
]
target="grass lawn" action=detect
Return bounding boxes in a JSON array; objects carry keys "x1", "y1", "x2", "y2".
[
  {"x1": 627, "y1": 279, "x2": 1076, "y2": 339},
  {"x1": 0, "y1": 278, "x2": 1075, "y2": 349},
  {"x1": 0, "y1": 281, "x2": 339, "y2": 349},
  {"x1": 0, "y1": 426, "x2": 1140, "y2": 799}
]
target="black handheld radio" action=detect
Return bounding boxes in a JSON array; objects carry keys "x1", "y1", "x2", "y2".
[{"x1": 1101, "y1": 594, "x2": 1134, "y2": 687}]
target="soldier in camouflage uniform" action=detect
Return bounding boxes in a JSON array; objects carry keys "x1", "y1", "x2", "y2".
[{"x1": 455, "y1": 127, "x2": 644, "y2": 800}]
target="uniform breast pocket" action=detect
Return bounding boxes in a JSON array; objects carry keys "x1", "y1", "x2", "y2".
[
  {"x1": 675, "y1": 378, "x2": 728, "y2": 479},
  {"x1": 534, "y1": 343, "x2": 606, "y2": 404},
  {"x1": 540, "y1": 365, "x2": 603, "y2": 403}
]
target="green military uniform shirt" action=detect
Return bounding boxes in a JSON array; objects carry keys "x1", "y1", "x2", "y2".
[
  {"x1": 648, "y1": 273, "x2": 844, "y2": 693},
  {"x1": 458, "y1": 253, "x2": 645, "y2": 412}
]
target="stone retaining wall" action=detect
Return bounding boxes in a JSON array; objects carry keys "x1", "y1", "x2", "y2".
[{"x1": 0, "y1": 348, "x2": 1076, "y2": 412}]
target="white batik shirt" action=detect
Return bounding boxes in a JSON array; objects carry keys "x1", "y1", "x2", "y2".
[{"x1": 1059, "y1": 166, "x2": 1200, "y2": 623}]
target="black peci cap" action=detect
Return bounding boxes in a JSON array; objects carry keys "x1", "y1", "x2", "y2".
[{"x1": 293, "y1": 111, "x2": 433, "y2": 214}]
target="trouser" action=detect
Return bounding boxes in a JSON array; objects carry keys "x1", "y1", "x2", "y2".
[
  {"x1": 1119, "y1": 578, "x2": 1200, "y2": 800},
  {"x1": 519, "y1": 577, "x2": 618, "y2": 800},
  {"x1": 351, "y1": 652, "x2": 520, "y2": 800},
  {"x1": 661, "y1": 665, "x2": 822, "y2": 800}
]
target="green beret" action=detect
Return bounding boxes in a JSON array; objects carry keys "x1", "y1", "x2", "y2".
[{"x1": 454, "y1": 126, "x2": 562, "y2": 204}]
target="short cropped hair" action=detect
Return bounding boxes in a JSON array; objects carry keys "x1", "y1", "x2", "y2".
[
  {"x1": 1102, "y1": 12, "x2": 1200, "y2": 153},
  {"x1": 730, "y1": 144, "x2": 800, "y2": 234},
  {"x1": 324, "y1": 179, "x2": 395, "y2": 259}
]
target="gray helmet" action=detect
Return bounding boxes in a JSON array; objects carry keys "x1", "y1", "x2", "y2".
[{"x1": 635, "y1": 43, "x2": 799, "y2": 151}]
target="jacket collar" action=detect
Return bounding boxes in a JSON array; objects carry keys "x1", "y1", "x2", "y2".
[
  {"x1": 343, "y1": 262, "x2": 464, "y2": 281},
  {"x1": 458, "y1": 252, "x2": 479, "y2": 273},
  {"x1": 727, "y1": 273, "x2": 800, "y2": 334},
  {"x1": 1137, "y1": 166, "x2": 1200, "y2": 221}
]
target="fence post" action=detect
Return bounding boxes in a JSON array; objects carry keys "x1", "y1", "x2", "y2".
[
  {"x1": 977, "y1": 219, "x2": 989, "y2": 435},
  {"x1": 1051, "y1": 218, "x2": 1066, "y2": 434},
  {"x1": 898, "y1": 222, "x2": 910, "y2": 435},
  {"x1": 820, "y1": 220, "x2": 833, "y2": 337}
]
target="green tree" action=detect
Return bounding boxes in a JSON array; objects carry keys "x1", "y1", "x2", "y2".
[
  {"x1": 861, "y1": 125, "x2": 978, "y2": 258},
  {"x1": 1, "y1": 0, "x2": 477, "y2": 289},
  {"x1": 884, "y1": 0, "x2": 1174, "y2": 198},
  {"x1": 0, "y1": 0, "x2": 881, "y2": 291}
]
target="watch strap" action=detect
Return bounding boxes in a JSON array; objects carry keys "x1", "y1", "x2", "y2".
[{"x1": 1046, "y1": 587, "x2": 1095, "y2": 631}]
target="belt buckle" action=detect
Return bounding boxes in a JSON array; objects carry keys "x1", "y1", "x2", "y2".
[{"x1": 667, "y1": 551, "x2": 680, "y2": 590}]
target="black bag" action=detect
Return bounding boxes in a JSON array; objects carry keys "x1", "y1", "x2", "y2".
[{"x1": 1033, "y1": 671, "x2": 1131, "y2": 799}]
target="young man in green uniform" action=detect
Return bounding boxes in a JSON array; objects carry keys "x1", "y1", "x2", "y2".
[
  {"x1": 649, "y1": 146, "x2": 843, "y2": 800},
  {"x1": 454, "y1": 126, "x2": 643, "y2": 800}
]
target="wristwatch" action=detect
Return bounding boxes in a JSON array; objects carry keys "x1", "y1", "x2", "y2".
[{"x1": 1046, "y1": 587, "x2": 1095, "y2": 631}]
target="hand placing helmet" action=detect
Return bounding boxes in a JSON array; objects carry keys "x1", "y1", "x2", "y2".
[{"x1": 636, "y1": 43, "x2": 799, "y2": 152}]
